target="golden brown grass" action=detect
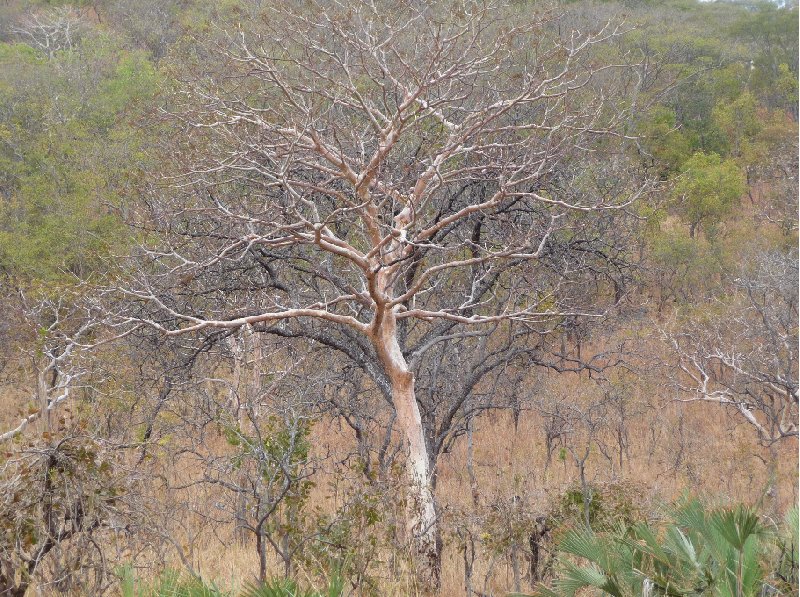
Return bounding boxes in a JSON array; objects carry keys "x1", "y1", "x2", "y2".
[
  {"x1": 1, "y1": 340, "x2": 797, "y2": 597},
  {"x1": 163, "y1": 370, "x2": 797, "y2": 596}
]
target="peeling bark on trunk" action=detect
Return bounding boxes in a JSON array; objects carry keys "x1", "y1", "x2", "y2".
[
  {"x1": 393, "y1": 374, "x2": 441, "y2": 591},
  {"x1": 371, "y1": 309, "x2": 441, "y2": 592}
]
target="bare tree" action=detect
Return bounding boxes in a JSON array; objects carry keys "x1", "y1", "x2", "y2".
[
  {"x1": 667, "y1": 249, "x2": 799, "y2": 444},
  {"x1": 9, "y1": 7, "x2": 85, "y2": 59},
  {"x1": 119, "y1": 0, "x2": 649, "y2": 588},
  {"x1": 0, "y1": 291, "x2": 101, "y2": 444},
  {"x1": 197, "y1": 348, "x2": 321, "y2": 582}
]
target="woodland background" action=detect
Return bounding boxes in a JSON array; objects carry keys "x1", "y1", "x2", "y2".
[{"x1": 0, "y1": 0, "x2": 797, "y2": 596}]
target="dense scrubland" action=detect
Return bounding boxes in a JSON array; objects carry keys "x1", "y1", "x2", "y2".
[{"x1": 0, "y1": 0, "x2": 797, "y2": 595}]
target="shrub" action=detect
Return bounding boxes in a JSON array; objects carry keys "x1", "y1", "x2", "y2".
[{"x1": 522, "y1": 499, "x2": 797, "y2": 597}]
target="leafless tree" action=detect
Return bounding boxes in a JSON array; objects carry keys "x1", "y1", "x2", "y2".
[
  {"x1": 533, "y1": 381, "x2": 622, "y2": 528},
  {"x1": 0, "y1": 291, "x2": 101, "y2": 443},
  {"x1": 196, "y1": 348, "x2": 321, "y2": 582},
  {"x1": 118, "y1": 1, "x2": 650, "y2": 588},
  {"x1": 104, "y1": 0, "x2": 181, "y2": 59},
  {"x1": 667, "y1": 249, "x2": 799, "y2": 444},
  {"x1": 9, "y1": 7, "x2": 85, "y2": 59}
]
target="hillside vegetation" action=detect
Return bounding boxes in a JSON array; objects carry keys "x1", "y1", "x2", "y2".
[{"x1": 0, "y1": 1, "x2": 797, "y2": 596}]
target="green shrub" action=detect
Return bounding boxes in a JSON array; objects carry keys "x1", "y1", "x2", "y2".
[
  {"x1": 118, "y1": 567, "x2": 344, "y2": 597},
  {"x1": 119, "y1": 567, "x2": 228, "y2": 597}
]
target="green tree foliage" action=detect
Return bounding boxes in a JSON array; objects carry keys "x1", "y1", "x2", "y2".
[
  {"x1": 0, "y1": 30, "x2": 157, "y2": 284},
  {"x1": 634, "y1": 0, "x2": 797, "y2": 315},
  {"x1": 637, "y1": 107, "x2": 693, "y2": 176},
  {"x1": 671, "y1": 152, "x2": 746, "y2": 239},
  {"x1": 649, "y1": 230, "x2": 729, "y2": 310},
  {"x1": 730, "y1": 4, "x2": 799, "y2": 114},
  {"x1": 711, "y1": 92, "x2": 762, "y2": 159},
  {"x1": 222, "y1": 414, "x2": 317, "y2": 581}
]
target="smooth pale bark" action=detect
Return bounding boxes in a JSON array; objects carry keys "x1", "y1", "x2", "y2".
[
  {"x1": 371, "y1": 307, "x2": 441, "y2": 590},
  {"x1": 37, "y1": 366, "x2": 51, "y2": 432}
]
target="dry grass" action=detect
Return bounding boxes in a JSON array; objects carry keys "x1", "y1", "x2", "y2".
[
  {"x1": 162, "y1": 371, "x2": 797, "y2": 597},
  {"x1": 1, "y1": 340, "x2": 797, "y2": 597}
]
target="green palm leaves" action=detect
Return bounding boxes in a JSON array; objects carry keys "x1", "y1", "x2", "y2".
[
  {"x1": 524, "y1": 500, "x2": 797, "y2": 597},
  {"x1": 240, "y1": 576, "x2": 343, "y2": 597},
  {"x1": 120, "y1": 568, "x2": 227, "y2": 597}
]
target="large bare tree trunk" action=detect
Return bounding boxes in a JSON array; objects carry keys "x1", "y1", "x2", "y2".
[{"x1": 372, "y1": 310, "x2": 441, "y2": 591}]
